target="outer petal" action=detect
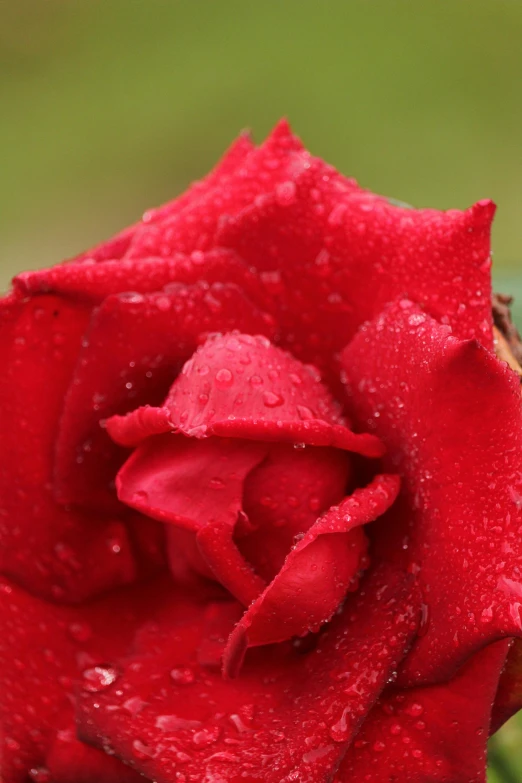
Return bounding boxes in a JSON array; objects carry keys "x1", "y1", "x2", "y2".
[
  {"x1": 336, "y1": 640, "x2": 510, "y2": 783},
  {"x1": 0, "y1": 293, "x2": 135, "y2": 602},
  {"x1": 223, "y1": 474, "x2": 400, "y2": 677},
  {"x1": 14, "y1": 248, "x2": 267, "y2": 309},
  {"x1": 46, "y1": 727, "x2": 143, "y2": 783},
  {"x1": 123, "y1": 119, "x2": 308, "y2": 259},
  {"x1": 491, "y1": 639, "x2": 522, "y2": 733},
  {"x1": 342, "y1": 300, "x2": 522, "y2": 686},
  {"x1": 77, "y1": 563, "x2": 420, "y2": 783},
  {"x1": 217, "y1": 159, "x2": 495, "y2": 377},
  {"x1": 55, "y1": 283, "x2": 273, "y2": 512},
  {"x1": 0, "y1": 574, "x2": 180, "y2": 782},
  {"x1": 108, "y1": 331, "x2": 383, "y2": 457}
]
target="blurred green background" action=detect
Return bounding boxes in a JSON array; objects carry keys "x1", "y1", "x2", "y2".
[{"x1": 1, "y1": 1, "x2": 521, "y2": 779}]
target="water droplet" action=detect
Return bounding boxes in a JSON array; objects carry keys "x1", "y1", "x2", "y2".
[
  {"x1": 170, "y1": 667, "x2": 196, "y2": 685},
  {"x1": 82, "y1": 665, "x2": 120, "y2": 693},
  {"x1": 328, "y1": 203, "x2": 347, "y2": 226},
  {"x1": 68, "y1": 621, "x2": 92, "y2": 642},
  {"x1": 132, "y1": 489, "x2": 149, "y2": 504},
  {"x1": 275, "y1": 180, "x2": 297, "y2": 206},
  {"x1": 302, "y1": 745, "x2": 335, "y2": 764},
  {"x1": 155, "y1": 714, "x2": 201, "y2": 731},
  {"x1": 192, "y1": 726, "x2": 221, "y2": 746},
  {"x1": 308, "y1": 496, "x2": 321, "y2": 512},
  {"x1": 329, "y1": 707, "x2": 350, "y2": 741},
  {"x1": 191, "y1": 250, "x2": 205, "y2": 265},
  {"x1": 107, "y1": 537, "x2": 122, "y2": 554},
  {"x1": 122, "y1": 696, "x2": 147, "y2": 716},
  {"x1": 229, "y1": 714, "x2": 251, "y2": 733},
  {"x1": 263, "y1": 391, "x2": 284, "y2": 408},
  {"x1": 132, "y1": 739, "x2": 155, "y2": 759},
  {"x1": 408, "y1": 313, "x2": 426, "y2": 327},
  {"x1": 28, "y1": 767, "x2": 51, "y2": 783},
  {"x1": 215, "y1": 368, "x2": 234, "y2": 387},
  {"x1": 156, "y1": 296, "x2": 171, "y2": 312}
]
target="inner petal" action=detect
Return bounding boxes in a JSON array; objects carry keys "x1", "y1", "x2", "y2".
[
  {"x1": 116, "y1": 434, "x2": 269, "y2": 605},
  {"x1": 238, "y1": 443, "x2": 352, "y2": 581}
]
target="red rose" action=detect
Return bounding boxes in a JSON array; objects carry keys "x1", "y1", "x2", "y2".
[{"x1": 2, "y1": 120, "x2": 522, "y2": 783}]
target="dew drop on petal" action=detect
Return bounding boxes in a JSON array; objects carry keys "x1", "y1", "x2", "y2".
[
  {"x1": 263, "y1": 391, "x2": 285, "y2": 408},
  {"x1": 131, "y1": 739, "x2": 155, "y2": 759},
  {"x1": 170, "y1": 667, "x2": 196, "y2": 685},
  {"x1": 192, "y1": 726, "x2": 221, "y2": 746},
  {"x1": 82, "y1": 665, "x2": 120, "y2": 693},
  {"x1": 215, "y1": 368, "x2": 234, "y2": 387},
  {"x1": 67, "y1": 621, "x2": 92, "y2": 643}
]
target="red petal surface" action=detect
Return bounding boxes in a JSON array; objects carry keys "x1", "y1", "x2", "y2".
[
  {"x1": 342, "y1": 300, "x2": 522, "y2": 686},
  {"x1": 55, "y1": 284, "x2": 272, "y2": 513},
  {"x1": 0, "y1": 575, "x2": 178, "y2": 782},
  {"x1": 123, "y1": 120, "x2": 308, "y2": 259},
  {"x1": 117, "y1": 434, "x2": 269, "y2": 605},
  {"x1": 46, "y1": 726, "x2": 143, "y2": 783},
  {"x1": 0, "y1": 293, "x2": 135, "y2": 602},
  {"x1": 224, "y1": 474, "x2": 400, "y2": 677},
  {"x1": 217, "y1": 159, "x2": 494, "y2": 377},
  {"x1": 108, "y1": 331, "x2": 383, "y2": 456},
  {"x1": 336, "y1": 640, "x2": 510, "y2": 783},
  {"x1": 78, "y1": 563, "x2": 419, "y2": 783},
  {"x1": 15, "y1": 248, "x2": 266, "y2": 310},
  {"x1": 491, "y1": 639, "x2": 522, "y2": 733},
  {"x1": 240, "y1": 443, "x2": 351, "y2": 581},
  {"x1": 166, "y1": 526, "x2": 217, "y2": 587}
]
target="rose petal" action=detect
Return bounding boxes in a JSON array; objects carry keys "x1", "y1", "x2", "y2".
[
  {"x1": 55, "y1": 283, "x2": 273, "y2": 513},
  {"x1": 0, "y1": 293, "x2": 135, "y2": 602},
  {"x1": 166, "y1": 526, "x2": 216, "y2": 586},
  {"x1": 217, "y1": 158, "x2": 495, "y2": 378},
  {"x1": 108, "y1": 331, "x2": 383, "y2": 457},
  {"x1": 239, "y1": 443, "x2": 351, "y2": 581},
  {"x1": 77, "y1": 563, "x2": 419, "y2": 783},
  {"x1": 342, "y1": 299, "x2": 522, "y2": 686},
  {"x1": 14, "y1": 247, "x2": 267, "y2": 311},
  {"x1": 336, "y1": 640, "x2": 510, "y2": 783},
  {"x1": 224, "y1": 474, "x2": 400, "y2": 677},
  {"x1": 490, "y1": 639, "x2": 522, "y2": 734},
  {"x1": 123, "y1": 119, "x2": 307, "y2": 260},
  {"x1": 0, "y1": 574, "x2": 177, "y2": 782},
  {"x1": 46, "y1": 726, "x2": 144, "y2": 783},
  {"x1": 125, "y1": 513, "x2": 168, "y2": 578},
  {"x1": 116, "y1": 434, "x2": 269, "y2": 605}
]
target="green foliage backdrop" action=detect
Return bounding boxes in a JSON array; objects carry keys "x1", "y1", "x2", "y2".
[{"x1": 1, "y1": 2, "x2": 521, "y2": 779}]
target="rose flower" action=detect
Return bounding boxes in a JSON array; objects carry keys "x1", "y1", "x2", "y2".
[{"x1": 2, "y1": 120, "x2": 522, "y2": 783}]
